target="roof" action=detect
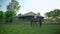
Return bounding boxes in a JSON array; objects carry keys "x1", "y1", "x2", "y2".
[{"x1": 21, "y1": 12, "x2": 36, "y2": 16}]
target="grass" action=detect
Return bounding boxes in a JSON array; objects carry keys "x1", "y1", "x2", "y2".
[{"x1": 0, "y1": 21, "x2": 60, "y2": 34}]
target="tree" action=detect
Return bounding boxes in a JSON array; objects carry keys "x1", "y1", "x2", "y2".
[
  {"x1": 45, "y1": 9, "x2": 60, "y2": 23},
  {"x1": 53, "y1": 9, "x2": 60, "y2": 17},
  {"x1": 0, "y1": 5, "x2": 1, "y2": 7},
  {"x1": 0, "y1": 11, "x2": 3, "y2": 23},
  {"x1": 45, "y1": 12, "x2": 51, "y2": 19},
  {"x1": 18, "y1": 13, "x2": 21, "y2": 16},
  {"x1": 0, "y1": 5, "x2": 1, "y2": 8},
  {"x1": 7, "y1": 0, "x2": 20, "y2": 14},
  {"x1": 5, "y1": 0, "x2": 20, "y2": 23},
  {"x1": 37, "y1": 12, "x2": 41, "y2": 16},
  {"x1": 5, "y1": 10, "x2": 16, "y2": 23},
  {"x1": 52, "y1": 9, "x2": 60, "y2": 22}
]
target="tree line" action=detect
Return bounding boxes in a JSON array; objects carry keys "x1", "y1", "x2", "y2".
[{"x1": 45, "y1": 9, "x2": 60, "y2": 22}]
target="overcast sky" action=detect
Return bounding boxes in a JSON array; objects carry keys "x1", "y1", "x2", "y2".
[{"x1": 0, "y1": 0, "x2": 60, "y2": 16}]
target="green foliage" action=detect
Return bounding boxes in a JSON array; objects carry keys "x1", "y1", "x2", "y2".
[
  {"x1": 0, "y1": 11, "x2": 3, "y2": 18},
  {"x1": 7, "y1": 0, "x2": 20, "y2": 12},
  {"x1": 37, "y1": 12, "x2": 40, "y2": 16},
  {"x1": 5, "y1": 10, "x2": 16, "y2": 23},
  {"x1": 53, "y1": 9, "x2": 60, "y2": 17},
  {"x1": 45, "y1": 12, "x2": 51, "y2": 17},
  {"x1": 5, "y1": 0, "x2": 20, "y2": 23},
  {"x1": 0, "y1": 5, "x2": 2, "y2": 9},
  {"x1": 45, "y1": 9, "x2": 60, "y2": 20},
  {"x1": 18, "y1": 13, "x2": 21, "y2": 16},
  {"x1": 0, "y1": 11, "x2": 3, "y2": 23}
]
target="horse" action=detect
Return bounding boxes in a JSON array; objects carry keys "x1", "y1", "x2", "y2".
[{"x1": 31, "y1": 17, "x2": 43, "y2": 27}]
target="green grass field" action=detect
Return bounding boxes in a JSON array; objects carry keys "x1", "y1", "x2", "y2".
[{"x1": 0, "y1": 22, "x2": 60, "y2": 34}]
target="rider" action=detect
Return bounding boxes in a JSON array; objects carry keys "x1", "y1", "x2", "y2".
[
  {"x1": 34, "y1": 15, "x2": 37, "y2": 18},
  {"x1": 34, "y1": 15, "x2": 37, "y2": 21}
]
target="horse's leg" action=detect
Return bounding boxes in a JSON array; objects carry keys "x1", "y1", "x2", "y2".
[
  {"x1": 34, "y1": 21, "x2": 38, "y2": 26},
  {"x1": 31, "y1": 21, "x2": 32, "y2": 26},
  {"x1": 39, "y1": 21, "x2": 42, "y2": 27},
  {"x1": 40, "y1": 21, "x2": 41, "y2": 27},
  {"x1": 31, "y1": 22, "x2": 35, "y2": 26}
]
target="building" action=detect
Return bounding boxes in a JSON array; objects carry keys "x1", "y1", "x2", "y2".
[{"x1": 18, "y1": 12, "x2": 44, "y2": 21}]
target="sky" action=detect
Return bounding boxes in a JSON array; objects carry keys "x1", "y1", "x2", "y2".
[{"x1": 0, "y1": 0, "x2": 60, "y2": 16}]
